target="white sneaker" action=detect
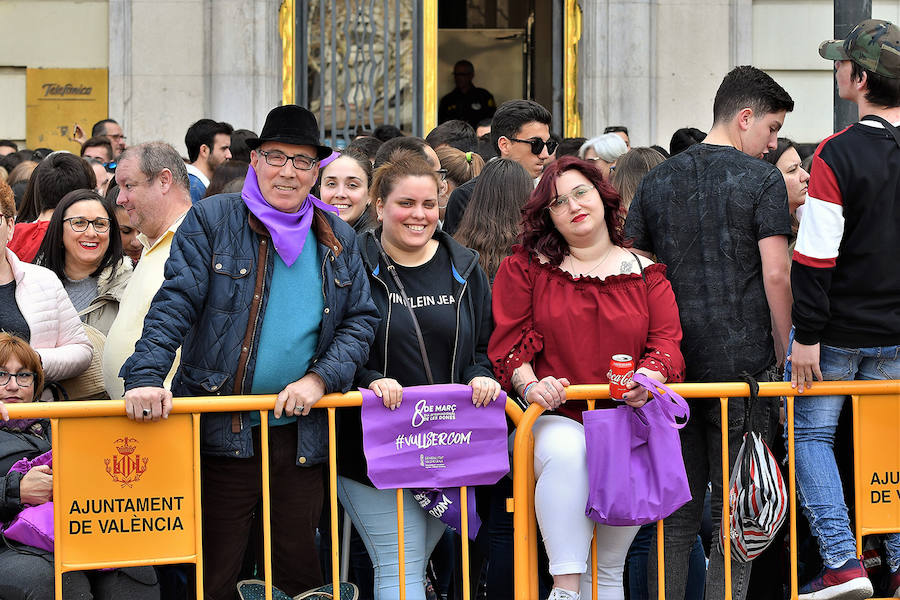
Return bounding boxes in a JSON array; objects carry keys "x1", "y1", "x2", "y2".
[{"x1": 547, "y1": 588, "x2": 580, "y2": 600}]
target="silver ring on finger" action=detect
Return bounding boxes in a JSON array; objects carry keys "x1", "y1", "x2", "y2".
[
  {"x1": 142, "y1": 408, "x2": 151, "y2": 417},
  {"x1": 294, "y1": 405, "x2": 303, "y2": 414}
]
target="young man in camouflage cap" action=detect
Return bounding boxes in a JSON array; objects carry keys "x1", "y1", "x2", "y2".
[{"x1": 791, "y1": 19, "x2": 900, "y2": 600}]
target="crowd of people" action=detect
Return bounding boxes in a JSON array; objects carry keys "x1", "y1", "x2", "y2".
[{"x1": 0, "y1": 17, "x2": 899, "y2": 600}]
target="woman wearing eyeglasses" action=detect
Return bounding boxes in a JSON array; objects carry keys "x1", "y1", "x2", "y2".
[
  {"x1": 488, "y1": 157, "x2": 684, "y2": 600},
  {"x1": 0, "y1": 333, "x2": 160, "y2": 599},
  {"x1": 35, "y1": 189, "x2": 132, "y2": 336},
  {"x1": 0, "y1": 182, "x2": 91, "y2": 403}
]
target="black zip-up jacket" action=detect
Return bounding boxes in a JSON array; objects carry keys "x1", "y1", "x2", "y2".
[
  {"x1": 355, "y1": 228, "x2": 494, "y2": 387},
  {"x1": 338, "y1": 228, "x2": 494, "y2": 484}
]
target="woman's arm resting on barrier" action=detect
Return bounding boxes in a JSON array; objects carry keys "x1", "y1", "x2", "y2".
[
  {"x1": 19, "y1": 465, "x2": 52, "y2": 506},
  {"x1": 468, "y1": 376, "x2": 501, "y2": 407},
  {"x1": 275, "y1": 372, "x2": 326, "y2": 418},
  {"x1": 512, "y1": 362, "x2": 569, "y2": 411},
  {"x1": 622, "y1": 367, "x2": 666, "y2": 408},
  {"x1": 369, "y1": 378, "x2": 403, "y2": 410}
]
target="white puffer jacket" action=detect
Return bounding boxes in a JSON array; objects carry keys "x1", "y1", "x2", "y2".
[{"x1": 7, "y1": 248, "x2": 92, "y2": 384}]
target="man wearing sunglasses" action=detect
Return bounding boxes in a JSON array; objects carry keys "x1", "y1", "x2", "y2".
[{"x1": 443, "y1": 99, "x2": 554, "y2": 234}]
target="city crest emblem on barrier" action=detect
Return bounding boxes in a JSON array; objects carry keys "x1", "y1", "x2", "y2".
[{"x1": 105, "y1": 436, "x2": 148, "y2": 487}]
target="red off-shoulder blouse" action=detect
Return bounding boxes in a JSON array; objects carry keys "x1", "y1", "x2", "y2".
[{"x1": 488, "y1": 246, "x2": 685, "y2": 421}]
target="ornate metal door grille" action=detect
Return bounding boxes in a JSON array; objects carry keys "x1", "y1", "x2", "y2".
[{"x1": 296, "y1": 0, "x2": 424, "y2": 148}]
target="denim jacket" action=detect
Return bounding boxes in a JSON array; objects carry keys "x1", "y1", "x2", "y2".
[{"x1": 122, "y1": 193, "x2": 378, "y2": 463}]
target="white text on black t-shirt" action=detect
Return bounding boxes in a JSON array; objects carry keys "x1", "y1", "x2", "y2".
[{"x1": 388, "y1": 292, "x2": 456, "y2": 309}]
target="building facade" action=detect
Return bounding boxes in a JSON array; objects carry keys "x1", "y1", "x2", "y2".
[{"x1": 2, "y1": 0, "x2": 899, "y2": 156}]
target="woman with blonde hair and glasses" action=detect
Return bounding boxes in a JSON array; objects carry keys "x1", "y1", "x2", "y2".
[{"x1": 435, "y1": 147, "x2": 484, "y2": 195}]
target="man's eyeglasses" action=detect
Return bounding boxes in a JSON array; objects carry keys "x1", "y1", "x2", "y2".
[
  {"x1": 506, "y1": 137, "x2": 559, "y2": 156},
  {"x1": 547, "y1": 185, "x2": 595, "y2": 215},
  {"x1": 0, "y1": 371, "x2": 35, "y2": 387},
  {"x1": 258, "y1": 149, "x2": 318, "y2": 171},
  {"x1": 63, "y1": 217, "x2": 111, "y2": 233},
  {"x1": 434, "y1": 169, "x2": 448, "y2": 182}
]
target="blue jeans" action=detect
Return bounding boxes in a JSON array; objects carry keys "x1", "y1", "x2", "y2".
[
  {"x1": 337, "y1": 477, "x2": 446, "y2": 600},
  {"x1": 789, "y1": 341, "x2": 900, "y2": 571}
]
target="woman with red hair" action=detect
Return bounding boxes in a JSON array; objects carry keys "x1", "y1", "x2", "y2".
[{"x1": 488, "y1": 156, "x2": 684, "y2": 600}]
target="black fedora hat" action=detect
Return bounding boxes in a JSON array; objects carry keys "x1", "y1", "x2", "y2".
[{"x1": 247, "y1": 105, "x2": 332, "y2": 160}]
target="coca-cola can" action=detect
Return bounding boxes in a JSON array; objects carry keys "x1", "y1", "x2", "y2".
[{"x1": 608, "y1": 354, "x2": 635, "y2": 401}]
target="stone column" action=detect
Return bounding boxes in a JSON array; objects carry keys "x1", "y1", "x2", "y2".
[
  {"x1": 209, "y1": 0, "x2": 283, "y2": 134},
  {"x1": 108, "y1": 0, "x2": 132, "y2": 138},
  {"x1": 109, "y1": 0, "x2": 207, "y2": 152},
  {"x1": 108, "y1": 0, "x2": 281, "y2": 153},
  {"x1": 578, "y1": 0, "x2": 654, "y2": 146}
]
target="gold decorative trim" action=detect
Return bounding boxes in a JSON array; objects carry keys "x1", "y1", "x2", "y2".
[
  {"x1": 423, "y1": 0, "x2": 438, "y2": 135},
  {"x1": 564, "y1": 0, "x2": 582, "y2": 137},
  {"x1": 279, "y1": 0, "x2": 295, "y2": 106}
]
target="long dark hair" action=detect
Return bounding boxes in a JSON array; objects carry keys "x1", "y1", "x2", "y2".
[
  {"x1": 454, "y1": 158, "x2": 532, "y2": 279},
  {"x1": 204, "y1": 159, "x2": 251, "y2": 198},
  {"x1": 763, "y1": 137, "x2": 798, "y2": 168},
  {"x1": 520, "y1": 156, "x2": 627, "y2": 266},
  {"x1": 34, "y1": 189, "x2": 124, "y2": 280}
]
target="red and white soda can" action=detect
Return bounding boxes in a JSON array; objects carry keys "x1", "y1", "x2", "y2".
[{"x1": 608, "y1": 354, "x2": 635, "y2": 401}]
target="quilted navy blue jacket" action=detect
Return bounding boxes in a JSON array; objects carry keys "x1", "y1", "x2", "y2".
[{"x1": 121, "y1": 193, "x2": 379, "y2": 462}]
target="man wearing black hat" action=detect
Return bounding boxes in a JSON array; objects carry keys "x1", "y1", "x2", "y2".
[
  {"x1": 120, "y1": 105, "x2": 379, "y2": 598},
  {"x1": 790, "y1": 19, "x2": 900, "y2": 599}
]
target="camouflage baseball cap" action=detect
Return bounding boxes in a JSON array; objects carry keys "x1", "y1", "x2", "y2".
[{"x1": 819, "y1": 19, "x2": 900, "y2": 78}]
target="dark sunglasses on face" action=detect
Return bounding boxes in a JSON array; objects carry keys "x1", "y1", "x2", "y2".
[{"x1": 506, "y1": 137, "x2": 559, "y2": 156}]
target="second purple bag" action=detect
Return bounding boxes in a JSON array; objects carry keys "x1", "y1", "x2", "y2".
[
  {"x1": 3, "y1": 450, "x2": 54, "y2": 552},
  {"x1": 583, "y1": 373, "x2": 691, "y2": 526}
]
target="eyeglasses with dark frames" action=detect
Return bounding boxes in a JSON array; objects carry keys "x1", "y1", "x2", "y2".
[
  {"x1": 63, "y1": 217, "x2": 111, "y2": 233},
  {"x1": 258, "y1": 149, "x2": 318, "y2": 171},
  {"x1": 434, "y1": 169, "x2": 449, "y2": 182},
  {"x1": 506, "y1": 137, "x2": 559, "y2": 156},
  {"x1": 0, "y1": 371, "x2": 35, "y2": 387}
]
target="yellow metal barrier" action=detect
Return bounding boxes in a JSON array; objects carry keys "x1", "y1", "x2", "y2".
[
  {"x1": 511, "y1": 380, "x2": 900, "y2": 600},
  {"x1": 6, "y1": 394, "x2": 525, "y2": 600}
]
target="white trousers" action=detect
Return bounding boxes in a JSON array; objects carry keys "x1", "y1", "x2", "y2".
[{"x1": 533, "y1": 415, "x2": 639, "y2": 600}]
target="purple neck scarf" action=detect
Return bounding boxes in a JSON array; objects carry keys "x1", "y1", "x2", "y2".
[{"x1": 241, "y1": 166, "x2": 337, "y2": 267}]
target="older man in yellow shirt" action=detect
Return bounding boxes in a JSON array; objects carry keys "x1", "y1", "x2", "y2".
[{"x1": 102, "y1": 142, "x2": 192, "y2": 399}]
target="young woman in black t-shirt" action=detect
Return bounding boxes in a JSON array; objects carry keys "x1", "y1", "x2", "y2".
[{"x1": 339, "y1": 150, "x2": 499, "y2": 600}]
